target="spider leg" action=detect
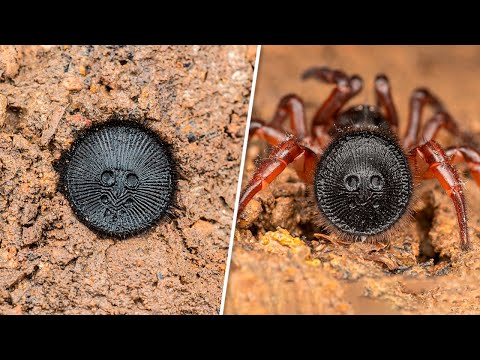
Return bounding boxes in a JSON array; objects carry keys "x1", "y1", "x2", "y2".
[
  {"x1": 412, "y1": 140, "x2": 470, "y2": 250},
  {"x1": 268, "y1": 94, "x2": 308, "y2": 140},
  {"x1": 250, "y1": 118, "x2": 289, "y2": 146},
  {"x1": 445, "y1": 145, "x2": 480, "y2": 186},
  {"x1": 419, "y1": 110, "x2": 461, "y2": 144},
  {"x1": 302, "y1": 66, "x2": 363, "y2": 146},
  {"x1": 238, "y1": 137, "x2": 317, "y2": 215},
  {"x1": 403, "y1": 88, "x2": 445, "y2": 150},
  {"x1": 374, "y1": 74, "x2": 399, "y2": 133},
  {"x1": 249, "y1": 95, "x2": 308, "y2": 145}
]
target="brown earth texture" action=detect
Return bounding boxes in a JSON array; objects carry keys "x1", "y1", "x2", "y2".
[
  {"x1": 225, "y1": 45, "x2": 480, "y2": 314},
  {"x1": 0, "y1": 45, "x2": 255, "y2": 314}
]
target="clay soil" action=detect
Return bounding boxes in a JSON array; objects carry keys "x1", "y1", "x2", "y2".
[
  {"x1": 225, "y1": 45, "x2": 480, "y2": 314},
  {"x1": 0, "y1": 45, "x2": 255, "y2": 314}
]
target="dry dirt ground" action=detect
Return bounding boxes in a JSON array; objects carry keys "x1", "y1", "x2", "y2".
[
  {"x1": 0, "y1": 45, "x2": 255, "y2": 314},
  {"x1": 224, "y1": 45, "x2": 480, "y2": 314}
]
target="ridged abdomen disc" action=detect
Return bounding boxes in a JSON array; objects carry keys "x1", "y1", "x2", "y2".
[{"x1": 62, "y1": 121, "x2": 176, "y2": 238}]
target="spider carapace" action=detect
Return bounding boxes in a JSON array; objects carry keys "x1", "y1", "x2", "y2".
[{"x1": 238, "y1": 67, "x2": 480, "y2": 250}]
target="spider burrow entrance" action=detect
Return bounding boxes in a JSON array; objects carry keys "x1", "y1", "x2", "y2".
[{"x1": 58, "y1": 120, "x2": 177, "y2": 239}]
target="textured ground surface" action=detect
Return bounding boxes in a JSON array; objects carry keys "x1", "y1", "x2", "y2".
[
  {"x1": 0, "y1": 45, "x2": 255, "y2": 314},
  {"x1": 225, "y1": 45, "x2": 480, "y2": 314}
]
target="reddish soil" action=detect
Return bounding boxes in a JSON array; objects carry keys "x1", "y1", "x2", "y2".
[
  {"x1": 225, "y1": 45, "x2": 480, "y2": 314},
  {"x1": 0, "y1": 45, "x2": 255, "y2": 314}
]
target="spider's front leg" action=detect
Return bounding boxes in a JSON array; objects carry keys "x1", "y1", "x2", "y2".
[
  {"x1": 250, "y1": 118, "x2": 289, "y2": 146},
  {"x1": 238, "y1": 137, "x2": 317, "y2": 215},
  {"x1": 302, "y1": 67, "x2": 363, "y2": 145},
  {"x1": 249, "y1": 94, "x2": 308, "y2": 146},
  {"x1": 268, "y1": 94, "x2": 308, "y2": 140},
  {"x1": 405, "y1": 88, "x2": 475, "y2": 150},
  {"x1": 411, "y1": 140, "x2": 470, "y2": 250},
  {"x1": 419, "y1": 111, "x2": 460, "y2": 143},
  {"x1": 445, "y1": 145, "x2": 480, "y2": 186}
]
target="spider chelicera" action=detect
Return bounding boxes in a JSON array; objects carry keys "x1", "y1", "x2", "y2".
[{"x1": 238, "y1": 67, "x2": 480, "y2": 250}]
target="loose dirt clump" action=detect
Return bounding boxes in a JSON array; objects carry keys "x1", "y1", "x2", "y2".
[
  {"x1": 225, "y1": 45, "x2": 480, "y2": 314},
  {"x1": 0, "y1": 45, "x2": 254, "y2": 314}
]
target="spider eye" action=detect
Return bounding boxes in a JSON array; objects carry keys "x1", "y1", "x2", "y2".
[
  {"x1": 344, "y1": 175, "x2": 360, "y2": 191},
  {"x1": 125, "y1": 172, "x2": 139, "y2": 189},
  {"x1": 369, "y1": 175, "x2": 384, "y2": 191},
  {"x1": 101, "y1": 170, "x2": 115, "y2": 186}
]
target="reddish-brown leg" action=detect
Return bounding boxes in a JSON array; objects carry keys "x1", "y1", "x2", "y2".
[
  {"x1": 302, "y1": 67, "x2": 363, "y2": 145},
  {"x1": 445, "y1": 145, "x2": 480, "y2": 186},
  {"x1": 250, "y1": 118, "x2": 289, "y2": 146},
  {"x1": 238, "y1": 137, "x2": 317, "y2": 215},
  {"x1": 374, "y1": 74, "x2": 399, "y2": 133},
  {"x1": 268, "y1": 94, "x2": 308, "y2": 140},
  {"x1": 412, "y1": 140, "x2": 470, "y2": 250},
  {"x1": 403, "y1": 88, "x2": 445, "y2": 150},
  {"x1": 419, "y1": 111, "x2": 460, "y2": 144}
]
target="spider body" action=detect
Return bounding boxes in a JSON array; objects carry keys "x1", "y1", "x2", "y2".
[
  {"x1": 239, "y1": 67, "x2": 480, "y2": 250},
  {"x1": 315, "y1": 107, "x2": 412, "y2": 239}
]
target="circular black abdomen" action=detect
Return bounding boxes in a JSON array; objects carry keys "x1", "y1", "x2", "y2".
[
  {"x1": 315, "y1": 131, "x2": 412, "y2": 236},
  {"x1": 62, "y1": 121, "x2": 175, "y2": 238}
]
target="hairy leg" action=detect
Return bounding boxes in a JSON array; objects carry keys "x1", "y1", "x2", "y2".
[
  {"x1": 302, "y1": 66, "x2": 363, "y2": 145},
  {"x1": 374, "y1": 74, "x2": 399, "y2": 133},
  {"x1": 412, "y1": 140, "x2": 470, "y2": 250},
  {"x1": 250, "y1": 118, "x2": 289, "y2": 146},
  {"x1": 238, "y1": 137, "x2": 317, "y2": 215},
  {"x1": 403, "y1": 88, "x2": 444, "y2": 150},
  {"x1": 268, "y1": 94, "x2": 308, "y2": 140},
  {"x1": 445, "y1": 145, "x2": 480, "y2": 186},
  {"x1": 419, "y1": 111, "x2": 460, "y2": 144}
]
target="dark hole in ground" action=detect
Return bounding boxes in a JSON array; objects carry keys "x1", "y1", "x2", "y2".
[
  {"x1": 219, "y1": 196, "x2": 229, "y2": 209},
  {"x1": 415, "y1": 203, "x2": 450, "y2": 265},
  {"x1": 4, "y1": 106, "x2": 25, "y2": 133},
  {"x1": 26, "y1": 265, "x2": 40, "y2": 281},
  {"x1": 5, "y1": 296, "x2": 13, "y2": 306},
  {"x1": 301, "y1": 222, "x2": 327, "y2": 249},
  {"x1": 134, "y1": 297, "x2": 145, "y2": 307}
]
